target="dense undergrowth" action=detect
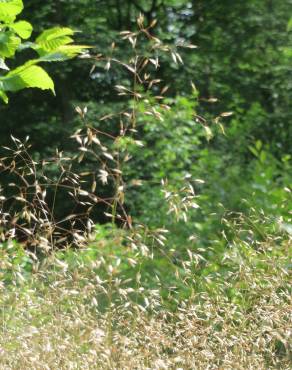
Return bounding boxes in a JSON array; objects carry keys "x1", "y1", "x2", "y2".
[
  {"x1": 1, "y1": 214, "x2": 291, "y2": 369},
  {"x1": 0, "y1": 5, "x2": 292, "y2": 369}
]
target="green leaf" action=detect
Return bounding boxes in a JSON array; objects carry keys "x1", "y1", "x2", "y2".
[
  {"x1": 0, "y1": 0, "x2": 23, "y2": 22},
  {"x1": 0, "y1": 89, "x2": 8, "y2": 103},
  {"x1": 34, "y1": 27, "x2": 90, "y2": 59},
  {"x1": 0, "y1": 31, "x2": 21, "y2": 57},
  {"x1": 53, "y1": 44, "x2": 90, "y2": 58},
  {"x1": 248, "y1": 145, "x2": 259, "y2": 158},
  {"x1": 36, "y1": 27, "x2": 75, "y2": 43},
  {"x1": 9, "y1": 20, "x2": 33, "y2": 39},
  {"x1": 0, "y1": 63, "x2": 55, "y2": 95},
  {"x1": 35, "y1": 27, "x2": 75, "y2": 54}
]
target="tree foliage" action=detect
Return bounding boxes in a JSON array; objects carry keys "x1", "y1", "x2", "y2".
[{"x1": 0, "y1": 0, "x2": 88, "y2": 103}]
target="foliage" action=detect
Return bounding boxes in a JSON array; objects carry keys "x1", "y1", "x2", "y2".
[
  {"x1": 0, "y1": 216, "x2": 291, "y2": 369},
  {"x1": 0, "y1": 0, "x2": 88, "y2": 103},
  {"x1": 0, "y1": 0, "x2": 290, "y2": 155},
  {"x1": 0, "y1": 2, "x2": 291, "y2": 368}
]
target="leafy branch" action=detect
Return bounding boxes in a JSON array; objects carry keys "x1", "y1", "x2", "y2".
[{"x1": 0, "y1": 0, "x2": 90, "y2": 103}]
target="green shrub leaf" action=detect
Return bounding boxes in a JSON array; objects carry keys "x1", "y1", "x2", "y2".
[
  {"x1": 0, "y1": 31, "x2": 21, "y2": 57},
  {"x1": 0, "y1": 89, "x2": 8, "y2": 102},
  {"x1": 0, "y1": 4, "x2": 88, "y2": 103},
  {"x1": 0, "y1": 0, "x2": 23, "y2": 22},
  {"x1": 0, "y1": 63, "x2": 55, "y2": 102},
  {"x1": 35, "y1": 27, "x2": 75, "y2": 55},
  {"x1": 9, "y1": 20, "x2": 33, "y2": 39}
]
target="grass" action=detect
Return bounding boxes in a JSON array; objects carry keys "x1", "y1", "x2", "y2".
[{"x1": 1, "y1": 221, "x2": 291, "y2": 369}]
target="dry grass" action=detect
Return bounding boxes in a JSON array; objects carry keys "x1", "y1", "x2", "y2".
[{"x1": 1, "y1": 231, "x2": 291, "y2": 369}]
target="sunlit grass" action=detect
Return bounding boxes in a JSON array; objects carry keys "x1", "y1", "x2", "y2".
[{"x1": 1, "y1": 224, "x2": 291, "y2": 369}]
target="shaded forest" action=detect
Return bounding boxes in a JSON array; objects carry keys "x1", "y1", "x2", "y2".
[{"x1": 0, "y1": 1, "x2": 291, "y2": 368}]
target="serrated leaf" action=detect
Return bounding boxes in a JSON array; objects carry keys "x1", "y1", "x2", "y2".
[
  {"x1": 36, "y1": 27, "x2": 74, "y2": 43},
  {"x1": 0, "y1": 0, "x2": 23, "y2": 22},
  {"x1": 35, "y1": 44, "x2": 90, "y2": 61},
  {"x1": 55, "y1": 44, "x2": 90, "y2": 58},
  {"x1": 10, "y1": 20, "x2": 33, "y2": 39},
  {"x1": 0, "y1": 63, "x2": 55, "y2": 94},
  {"x1": 34, "y1": 27, "x2": 90, "y2": 60},
  {"x1": 35, "y1": 27, "x2": 75, "y2": 55}
]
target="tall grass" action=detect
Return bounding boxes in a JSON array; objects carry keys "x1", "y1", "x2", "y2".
[
  {"x1": 0, "y1": 16, "x2": 291, "y2": 369},
  {"x1": 1, "y1": 218, "x2": 291, "y2": 369}
]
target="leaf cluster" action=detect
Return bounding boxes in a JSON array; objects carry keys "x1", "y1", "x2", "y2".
[{"x1": 0, "y1": 0, "x2": 89, "y2": 103}]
